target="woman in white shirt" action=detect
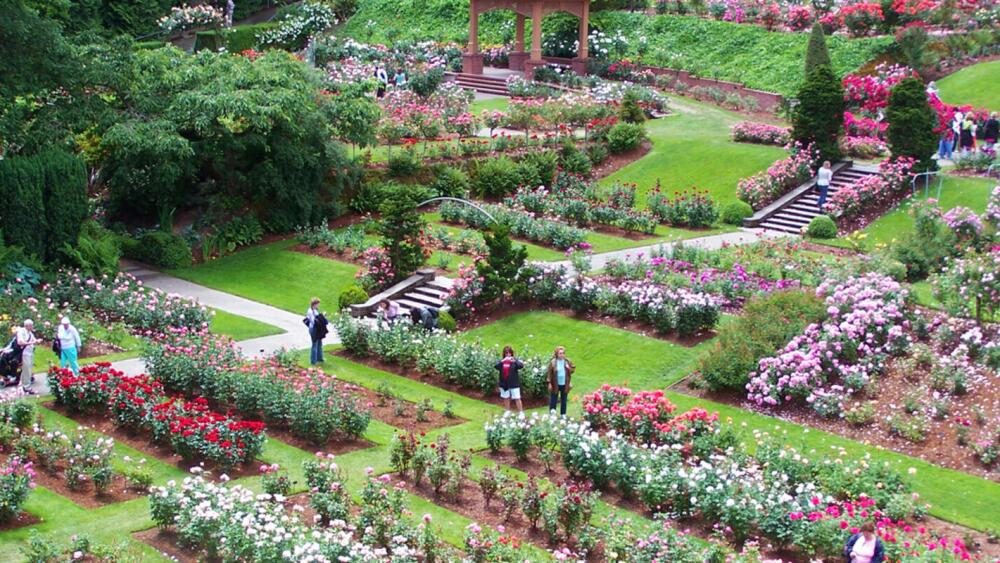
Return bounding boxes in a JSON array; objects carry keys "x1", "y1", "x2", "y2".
[
  {"x1": 845, "y1": 522, "x2": 884, "y2": 563},
  {"x1": 56, "y1": 316, "x2": 82, "y2": 374},
  {"x1": 816, "y1": 160, "x2": 833, "y2": 211}
]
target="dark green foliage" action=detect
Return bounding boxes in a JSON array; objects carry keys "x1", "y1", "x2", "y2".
[
  {"x1": 473, "y1": 156, "x2": 522, "y2": 197},
  {"x1": 195, "y1": 23, "x2": 279, "y2": 53},
  {"x1": 586, "y1": 143, "x2": 610, "y2": 166},
  {"x1": 60, "y1": 221, "x2": 122, "y2": 277},
  {"x1": 560, "y1": 142, "x2": 592, "y2": 176},
  {"x1": 378, "y1": 187, "x2": 427, "y2": 282},
  {"x1": 437, "y1": 310, "x2": 456, "y2": 332},
  {"x1": 895, "y1": 24, "x2": 932, "y2": 78},
  {"x1": 698, "y1": 290, "x2": 827, "y2": 391},
  {"x1": 329, "y1": 95, "x2": 381, "y2": 147},
  {"x1": 517, "y1": 150, "x2": 559, "y2": 188},
  {"x1": 886, "y1": 77, "x2": 938, "y2": 172},
  {"x1": 792, "y1": 65, "x2": 844, "y2": 162},
  {"x1": 350, "y1": 181, "x2": 394, "y2": 214},
  {"x1": 476, "y1": 223, "x2": 528, "y2": 303},
  {"x1": 40, "y1": 149, "x2": 88, "y2": 262},
  {"x1": 100, "y1": 0, "x2": 181, "y2": 36},
  {"x1": 408, "y1": 67, "x2": 445, "y2": 98},
  {"x1": 804, "y1": 22, "x2": 832, "y2": 73},
  {"x1": 387, "y1": 150, "x2": 422, "y2": 178},
  {"x1": 431, "y1": 166, "x2": 470, "y2": 198},
  {"x1": 806, "y1": 215, "x2": 838, "y2": 238},
  {"x1": 618, "y1": 89, "x2": 646, "y2": 124},
  {"x1": 606, "y1": 123, "x2": 647, "y2": 153},
  {"x1": 125, "y1": 231, "x2": 192, "y2": 269},
  {"x1": 338, "y1": 284, "x2": 370, "y2": 310},
  {"x1": 0, "y1": 2, "x2": 75, "y2": 101},
  {"x1": 0, "y1": 155, "x2": 46, "y2": 260},
  {"x1": 721, "y1": 201, "x2": 754, "y2": 225},
  {"x1": 232, "y1": 0, "x2": 266, "y2": 21}
]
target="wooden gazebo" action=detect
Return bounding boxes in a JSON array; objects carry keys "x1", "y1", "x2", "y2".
[{"x1": 464, "y1": 0, "x2": 590, "y2": 79}]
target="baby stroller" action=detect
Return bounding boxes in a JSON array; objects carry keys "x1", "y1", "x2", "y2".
[{"x1": 0, "y1": 336, "x2": 23, "y2": 387}]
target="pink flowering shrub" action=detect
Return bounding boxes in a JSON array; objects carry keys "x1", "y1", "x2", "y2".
[
  {"x1": 747, "y1": 273, "x2": 911, "y2": 417},
  {"x1": 839, "y1": 3, "x2": 885, "y2": 36},
  {"x1": 787, "y1": 5, "x2": 814, "y2": 30},
  {"x1": 933, "y1": 248, "x2": 1000, "y2": 323},
  {"x1": 582, "y1": 384, "x2": 721, "y2": 447},
  {"x1": 841, "y1": 135, "x2": 888, "y2": 158},
  {"x1": 824, "y1": 157, "x2": 915, "y2": 219},
  {"x1": 0, "y1": 456, "x2": 35, "y2": 522},
  {"x1": 737, "y1": 142, "x2": 818, "y2": 209},
  {"x1": 941, "y1": 207, "x2": 985, "y2": 240},
  {"x1": 355, "y1": 246, "x2": 394, "y2": 293},
  {"x1": 731, "y1": 121, "x2": 791, "y2": 146}
]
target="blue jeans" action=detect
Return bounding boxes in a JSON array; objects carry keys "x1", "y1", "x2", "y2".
[
  {"x1": 817, "y1": 184, "x2": 829, "y2": 210},
  {"x1": 60, "y1": 346, "x2": 79, "y2": 374},
  {"x1": 549, "y1": 385, "x2": 568, "y2": 415},
  {"x1": 938, "y1": 138, "x2": 953, "y2": 159},
  {"x1": 310, "y1": 337, "x2": 324, "y2": 364}
]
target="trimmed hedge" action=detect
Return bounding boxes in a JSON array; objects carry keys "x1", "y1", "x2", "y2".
[
  {"x1": 807, "y1": 215, "x2": 838, "y2": 238},
  {"x1": 194, "y1": 23, "x2": 279, "y2": 53},
  {"x1": 721, "y1": 201, "x2": 754, "y2": 225},
  {"x1": 123, "y1": 231, "x2": 193, "y2": 269}
]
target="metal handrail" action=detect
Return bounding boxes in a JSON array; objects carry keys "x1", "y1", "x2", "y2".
[
  {"x1": 987, "y1": 163, "x2": 999, "y2": 179},
  {"x1": 416, "y1": 197, "x2": 497, "y2": 223},
  {"x1": 910, "y1": 170, "x2": 943, "y2": 200}
]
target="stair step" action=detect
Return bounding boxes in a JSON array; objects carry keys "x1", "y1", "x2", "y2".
[
  {"x1": 782, "y1": 209, "x2": 820, "y2": 221},
  {"x1": 767, "y1": 216, "x2": 810, "y2": 228},
  {"x1": 759, "y1": 221, "x2": 803, "y2": 234},
  {"x1": 401, "y1": 292, "x2": 445, "y2": 307},
  {"x1": 411, "y1": 286, "x2": 449, "y2": 300}
]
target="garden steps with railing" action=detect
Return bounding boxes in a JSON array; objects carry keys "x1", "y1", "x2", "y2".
[
  {"x1": 349, "y1": 268, "x2": 453, "y2": 323},
  {"x1": 446, "y1": 72, "x2": 510, "y2": 96},
  {"x1": 744, "y1": 162, "x2": 880, "y2": 234}
]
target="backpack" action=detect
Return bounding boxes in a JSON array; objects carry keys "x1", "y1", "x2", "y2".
[{"x1": 315, "y1": 313, "x2": 329, "y2": 339}]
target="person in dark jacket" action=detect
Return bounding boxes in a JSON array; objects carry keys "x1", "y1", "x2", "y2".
[
  {"x1": 983, "y1": 112, "x2": 999, "y2": 147},
  {"x1": 495, "y1": 345, "x2": 524, "y2": 412},
  {"x1": 409, "y1": 306, "x2": 439, "y2": 330},
  {"x1": 845, "y1": 522, "x2": 884, "y2": 563},
  {"x1": 306, "y1": 298, "x2": 327, "y2": 365},
  {"x1": 546, "y1": 346, "x2": 575, "y2": 415}
]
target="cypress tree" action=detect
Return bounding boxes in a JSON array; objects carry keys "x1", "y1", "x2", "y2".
[
  {"x1": 0, "y1": 155, "x2": 47, "y2": 260},
  {"x1": 476, "y1": 223, "x2": 528, "y2": 303},
  {"x1": 886, "y1": 77, "x2": 938, "y2": 172},
  {"x1": 804, "y1": 22, "x2": 832, "y2": 73},
  {"x1": 792, "y1": 64, "x2": 845, "y2": 162},
  {"x1": 377, "y1": 186, "x2": 427, "y2": 283},
  {"x1": 40, "y1": 149, "x2": 88, "y2": 263}
]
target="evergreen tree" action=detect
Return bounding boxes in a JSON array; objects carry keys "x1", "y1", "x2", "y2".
[
  {"x1": 40, "y1": 148, "x2": 88, "y2": 263},
  {"x1": 0, "y1": 155, "x2": 47, "y2": 260},
  {"x1": 792, "y1": 64, "x2": 844, "y2": 162},
  {"x1": 618, "y1": 89, "x2": 646, "y2": 124},
  {"x1": 886, "y1": 77, "x2": 938, "y2": 172},
  {"x1": 804, "y1": 22, "x2": 832, "y2": 73},
  {"x1": 378, "y1": 186, "x2": 427, "y2": 282},
  {"x1": 476, "y1": 223, "x2": 528, "y2": 303}
]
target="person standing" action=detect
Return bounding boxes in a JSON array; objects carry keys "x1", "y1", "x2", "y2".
[
  {"x1": 960, "y1": 115, "x2": 976, "y2": 153},
  {"x1": 375, "y1": 65, "x2": 388, "y2": 98},
  {"x1": 546, "y1": 346, "x2": 575, "y2": 415},
  {"x1": 983, "y1": 112, "x2": 999, "y2": 148},
  {"x1": 394, "y1": 69, "x2": 407, "y2": 89},
  {"x1": 15, "y1": 320, "x2": 37, "y2": 395},
  {"x1": 844, "y1": 522, "x2": 884, "y2": 563},
  {"x1": 306, "y1": 298, "x2": 327, "y2": 365},
  {"x1": 56, "y1": 316, "x2": 82, "y2": 374},
  {"x1": 495, "y1": 346, "x2": 524, "y2": 412},
  {"x1": 816, "y1": 160, "x2": 833, "y2": 211}
]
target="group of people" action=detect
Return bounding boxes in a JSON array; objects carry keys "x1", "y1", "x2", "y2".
[
  {"x1": 495, "y1": 345, "x2": 574, "y2": 415},
  {"x1": 305, "y1": 297, "x2": 440, "y2": 365},
  {"x1": 937, "y1": 109, "x2": 1000, "y2": 161},
  {"x1": 3, "y1": 317, "x2": 82, "y2": 394},
  {"x1": 373, "y1": 65, "x2": 407, "y2": 99}
]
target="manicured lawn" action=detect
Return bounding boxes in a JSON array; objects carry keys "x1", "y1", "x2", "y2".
[
  {"x1": 600, "y1": 96, "x2": 788, "y2": 209},
  {"x1": 168, "y1": 239, "x2": 360, "y2": 314},
  {"x1": 823, "y1": 175, "x2": 996, "y2": 249},
  {"x1": 469, "y1": 96, "x2": 509, "y2": 114},
  {"x1": 937, "y1": 60, "x2": 1000, "y2": 111},
  {"x1": 209, "y1": 308, "x2": 283, "y2": 340},
  {"x1": 461, "y1": 311, "x2": 714, "y2": 414}
]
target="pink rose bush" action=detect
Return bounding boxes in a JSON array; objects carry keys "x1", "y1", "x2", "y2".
[
  {"x1": 747, "y1": 273, "x2": 911, "y2": 416},
  {"x1": 824, "y1": 156, "x2": 914, "y2": 220},
  {"x1": 731, "y1": 121, "x2": 791, "y2": 146},
  {"x1": 737, "y1": 142, "x2": 818, "y2": 209},
  {"x1": 841, "y1": 135, "x2": 888, "y2": 158},
  {"x1": 0, "y1": 456, "x2": 35, "y2": 522}
]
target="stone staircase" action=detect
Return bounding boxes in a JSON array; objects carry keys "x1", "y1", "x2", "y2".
[
  {"x1": 349, "y1": 269, "x2": 453, "y2": 322},
  {"x1": 747, "y1": 163, "x2": 880, "y2": 234},
  {"x1": 445, "y1": 72, "x2": 509, "y2": 96}
]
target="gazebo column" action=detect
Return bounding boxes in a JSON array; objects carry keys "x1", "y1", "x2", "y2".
[
  {"x1": 463, "y1": 0, "x2": 484, "y2": 74},
  {"x1": 571, "y1": 1, "x2": 589, "y2": 76},
  {"x1": 523, "y1": 0, "x2": 544, "y2": 80},
  {"x1": 508, "y1": 14, "x2": 528, "y2": 71}
]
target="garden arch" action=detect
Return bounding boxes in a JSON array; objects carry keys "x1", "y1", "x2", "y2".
[{"x1": 463, "y1": 0, "x2": 590, "y2": 79}]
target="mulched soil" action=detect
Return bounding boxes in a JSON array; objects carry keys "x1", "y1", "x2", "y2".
[
  {"x1": 590, "y1": 140, "x2": 652, "y2": 180},
  {"x1": 351, "y1": 384, "x2": 467, "y2": 433},
  {"x1": 0, "y1": 511, "x2": 42, "y2": 532},
  {"x1": 264, "y1": 427, "x2": 373, "y2": 458},
  {"x1": 0, "y1": 452, "x2": 142, "y2": 509},
  {"x1": 42, "y1": 402, "x2": 264, "y2": 481},
  {"x1": 798, "y1": 240, "x2": 861, "y2": 257},
  {"x1": 331, "y1": 350, "x2": 549, "y2": 410},
  {"x1": 132, "y1": 529, "x2": 200, "y2": 563}
]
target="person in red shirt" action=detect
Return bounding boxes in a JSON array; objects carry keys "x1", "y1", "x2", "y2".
[{"x1": 495, "y1": 345, "x2": 524, "y2": 412}]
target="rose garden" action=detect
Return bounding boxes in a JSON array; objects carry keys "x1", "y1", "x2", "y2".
[{"x1": 2, "y1": 0, "x2": 1000, "y2": 561}]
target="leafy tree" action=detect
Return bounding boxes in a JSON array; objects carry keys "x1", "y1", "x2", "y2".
[
  {"x1": 804, "y1": 22, "x2": 831, "y2": 73},
  {"x1": 886, "y1": 77, "x2": 937, "y2": 172},
  {"x1": 792, "y1": 64, "x2": 844, "y2": 161},
  {"x1": 378, "y1": 187, "x2": 427, "y2": 282},
  {"x1": 476, "y1": 223, "x2": 528, "y2": 303}
]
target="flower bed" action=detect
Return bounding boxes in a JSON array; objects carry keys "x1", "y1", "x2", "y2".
[
  {"x1": 646, "y1": 186, "x2": 720, "y2": 228},
  {"x1": 439, "y1": 200, "x2": 588, "y2": 250},
  {"x1": 824, "y1": 157, "x2": 915, "y2": 223},
  {"x1": 736, "y1": 143, "x2": 818, "y2": 209},
  {"x1": 48, "y1": 364, "x2": 266, "y2": 469},
  {"x1": 0, "y1": 455, "x2": 35, "y2": 524},
  {"x1": 841, "y1": 135, "x2": 888, "y2": 159},
  {"x1": 730, "y1": 121, "x2": 791, "y2": 146},
  {"x1": 747, "y1": 273, "x2": 911, "y2": 417},
  {"x1": 334, "y1": 316, "x2": 549, "y2": 399},
  {"x1": 377, "y1": 83, "x2": 475, "y2": 142}
]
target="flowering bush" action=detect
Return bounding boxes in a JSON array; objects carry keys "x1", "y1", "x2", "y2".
[
  {"x1": 256, "y1": 1, "x2": 336, "y2": 49},
  {"x1": 439, "y1": 200, "x2": 588, "y2": 250},
  {"x1": 158, "y1": 4, "x2": 223, "y2": 34},
  {"x1": 354, "y1": 246, "x2": 394, "y2": 293},
  {"x1": 747, "y1": 274, "x2": 911, "y2": 416},
  {"x1": 825, "y1": 157, "x2": 914, "y2": 219},
  {"x1": 839, "y1": 3, "x2": 885, "y2": 36},
  {"x1": 933, "y1": 249, "x2": 1000, "y2": 323},
  {"x1": 731, "y1": 121, "x2": 791, "y2": 146},
  {"x1": 841, "y1": 135, "x2": 888, "y2": 158},
  {"x1": 786, "y1": 5, "x2": 814, "y2": 31},
  {"x1": 506, "y1": 174, "x2": 658, "y2": 234},
  {"x1": 142, "y1": 328, "x2": 242, "y2": 396},
  {"x1": 0, "y1": 456, "x2": 35, "y2": 522},
  {"x1": 647, "y1": 187, "x2": 719, "y2": 228},
  {"x1": 737, "y1": 143, "x2": 818, "y2": 209}
]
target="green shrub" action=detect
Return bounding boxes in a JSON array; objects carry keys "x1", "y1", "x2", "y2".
[
  {"x1": 125, "y1": 231, "x2": 193, "y2": 269},
  {"x1": 517, "y1": 150, "x2": 558, "y2": 187},
  {"x1": 587, "y1": 143, "x2": 610, "y2": 166},
  {"x1": 386, "y1": 150, "x2": 422, "y2": 178},
  {"x1": 806, "y1": 215, "x2": 838, "y2": 238},
  {"x1": 350, "y1": 181, "x2": 392, "y2": 214},
  {"x1": 560, "y1": 143, "x2": 592, "y2": 176},
  {"x1": 618, "y1": 89, "x2": 646, "y2": 123},
  {"x1": 59, "y1": 221, "x2": 122, "y2": 278},
  {"x1": 0, "y1": 154, "x2": 47, "y2": 260},
  {"x1": 437, "y1": 310, "x2": 457, "y2": 332},
  {"x1": 606, "y1": 123, "x2": 646, "y2": 154},
  {"x1": 698, "y1": 289, "x2": 827, "y2": 391},
  {"x1": 792, "y1": 64, "x2": 844, "y2": 162},
  {"x1": 338, "y1": 285, "x2": 370, "y2": 310},
  {"x1": 431, "y1": 166, "x2": 470, "y2": 198},
  {"x1": 886, "y1": 77, "x2": 938, "y2": 172},
  {"x1": 195, "y1": 23, "x2": 281, "y2": 53},
  {"x1": 473, "y1": 156, "x2": 522, "y2": 197},
  {"x1": 891, "y1": 244, "x2": 930, "y2": 282},
  {"x1": 134, "y1": 40, "x2": 167, "y2": 50},
  {"x1": 408, "y1": 67, "x2": 445, "y2": 98},
  {"x1": 721, "y1": 201, "x2": 754, "y2": 225}
]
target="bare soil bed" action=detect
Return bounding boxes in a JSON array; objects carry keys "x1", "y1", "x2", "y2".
[
  {"x1": 0, "y1": 511, "x2": 42, "y2": 532},
  {"x1": 351, "y1": 384, "x2": 467, "y2": 433},
  {"x1": 0, "y1": 452, "x2": 142, "y2": 509}
]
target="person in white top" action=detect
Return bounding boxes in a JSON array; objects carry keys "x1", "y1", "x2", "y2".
[
  {"x1": 816, "y1": 160, "x2": 833, "y2": 211},
  {"x1": 15, "y1": 319, "x2": 38, "y2": 394},
  {"x1": 845, "y1": 522, "x2": 884, "y2": 563},
  {"x1": 57, "y1": 316, "x2": 82, "y2": 374}
]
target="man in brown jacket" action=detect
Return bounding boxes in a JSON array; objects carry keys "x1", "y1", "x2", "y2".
[{"x1": 546, "y1": 346, "x2": 575, "y2": 415}]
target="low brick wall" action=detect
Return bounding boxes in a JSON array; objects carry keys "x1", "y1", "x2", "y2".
[{"x1": 640, "y1": 66, "x2": 784, "y2": 113}]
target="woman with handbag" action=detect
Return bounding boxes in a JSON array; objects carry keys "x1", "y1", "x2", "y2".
[{"x1": 56, "y1": 316, "x2": 82, "y2": 374}]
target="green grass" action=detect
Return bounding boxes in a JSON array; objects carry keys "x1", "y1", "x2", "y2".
[
  {"x1": 823, "y1": 175, "x2": 996, "y2": 249},
  {"x1": 937, "y1": 60, "x2": 1000, "y2": 111},
  {"x1": 469, "y1": 96, "x2": 509, "y2": 114},
  {"x1": 167, "y1": 239, "x2": 360, "y2": 314},
  {"x1": 601, "y1": 97, "x2": 788, "y2": 209},
  {"x1": 209, "y1": 308, "x2": 283, "y2": 340}
]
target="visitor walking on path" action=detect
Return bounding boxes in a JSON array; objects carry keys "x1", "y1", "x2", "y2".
[
  {"x1": 844, "y1": 522, "x2": 884, "y2": 563},
  {"x1": 56, "y1": 316, "x2": 82, "y2": 374},
  {"x1": 16, "y1": 320, "x2": 37, "y2": 395},
  {"x1": 306, "y1": 297, "x2": 328, "y2": 365},
  {"x1": 495, "y1": 345, "x2": 524, "y2": 412},
  {"x1": 547, "y1": 346, "x2": 575, "y2": 415},
  {"x1": 816, "y1": 160, "x2": 833, "y2": 211},
  {"x1": 394, "y1": 69, "x2": 407, "y2": 89}
]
